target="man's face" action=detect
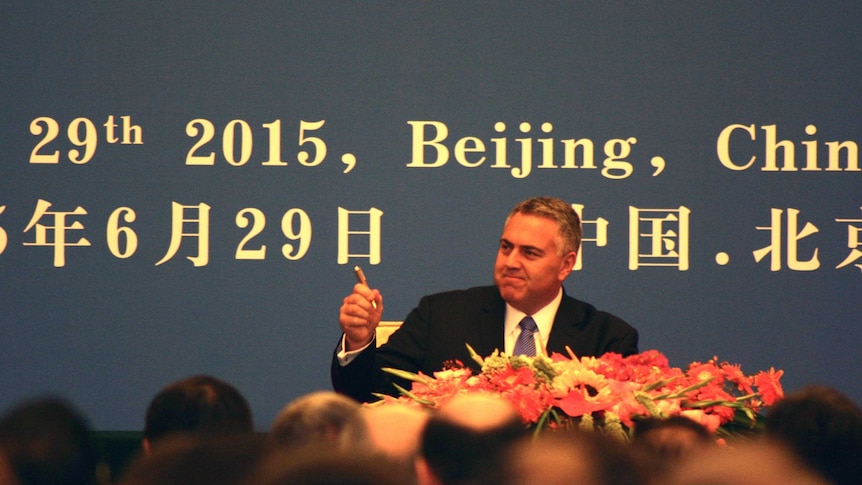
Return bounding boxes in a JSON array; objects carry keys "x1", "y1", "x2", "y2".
[{"x1": 494, "y1": 212, "x2": 577, "y2": 315}]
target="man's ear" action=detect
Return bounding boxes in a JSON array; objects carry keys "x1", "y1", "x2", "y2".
[
  {"x1": 141, "y1": 437, "x2": 151, "y2": 456},
  {"x1": 560, "y1": 251, "x2": 577, "y2": 280}
]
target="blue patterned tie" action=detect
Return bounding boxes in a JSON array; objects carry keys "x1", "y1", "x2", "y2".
[{"x1": 513, "y1": 316, "x2": 538, "y2": 356}]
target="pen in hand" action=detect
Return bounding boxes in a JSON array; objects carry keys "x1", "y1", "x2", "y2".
[{"x1": 354, "y1": 265, "x2": 378, "y2": 309}]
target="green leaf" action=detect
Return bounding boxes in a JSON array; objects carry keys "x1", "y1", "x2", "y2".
[
  {"x1": 687, "y1": 399, "x2": 743, "y2": 409},
  {"x1": 578, "y1": 413, "x2": 595, "y2": 433},
  {"x1": 390, "y1": 383, "x2": 436, "y2": 406},
  {"x1": 635, "y1": 392, "x2": 665, "y2": 417},
  {"x1": 535, "y1": 409, "x2": 552, "y2": 437},
  {"x1": 467, "y1": 344, "x2": 485, "y2": 367},
  {"x1": 602, "y1": 415, "x2": 630, "y2": 442},
  {"x1": 381, "y1": 367, "x2": 430, "y2": 384},
  {"x1": 641, "y1": 375, "x2": 681, "y2": 392},
  {"x1": 657, "y1": 376, "x2": 715, "y2": 399}
]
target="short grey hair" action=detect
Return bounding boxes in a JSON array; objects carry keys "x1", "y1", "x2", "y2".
[
  {"x1": 270, "y1": 391, "x2": 361, "y2": 449},
  {"x1": 507, "y1": 197, "x2": 582, "y2": 255}
]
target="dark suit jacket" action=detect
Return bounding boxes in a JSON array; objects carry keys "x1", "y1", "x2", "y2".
[{"x1": 331, "y1": 285, "x2": 638, "y2": 403}]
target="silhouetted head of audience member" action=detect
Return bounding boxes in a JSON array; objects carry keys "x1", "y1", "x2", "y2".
[
  {"x1": 142, "y1": 375, "x2": 253, "y2": 452},
  {"x1": 119, "y1": 433, "x2": 267, "y2": 485},
  {"x1": 340, "y1": 401, "x2": 431, "y2": 485},
  {"x1": 633, "y1": 415, "x2": 714, "y2": 457},
  {"x1": 485, "y1": 428, "x2": 640, "y2": 485},
  {"x1": 244, "y1": 446, "x2": 409, "y2": 485},
  {"x1": 630, "y1": 415, "x2": 715, "y2": 484},
  {"x1": 765, "y1": 385, "x2": 862, "y2": 485},
  {"x1": 269, "y1": 391, "x2": 361, "y2": 450},
  {"x1": 668, "y1": 438, "x2": 829, "y2": 485},
  {"x1": 348, "y1": 402, "x2": 430, "y2": 460},
  {"x1": 0, "y1": 396, "x2": 99, "y2": 485},
  {"x1": 417, "y1": 392, "x2": 526, "y2": 485}
]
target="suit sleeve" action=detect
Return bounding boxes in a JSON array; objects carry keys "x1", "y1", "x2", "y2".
[
  {"x1": 331, "y1": 295, "x2": 434, "y2": 403},
  {"x1": 603, "y1": 319, "x2": 639, "y2": 356}
]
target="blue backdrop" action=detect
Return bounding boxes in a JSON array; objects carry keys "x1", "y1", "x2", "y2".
[{"x1": 1, "y1": 2, "x2": 860, "y2": 430}]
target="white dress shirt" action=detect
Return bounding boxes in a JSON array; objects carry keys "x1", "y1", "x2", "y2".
[{"x1": 503, "y1": 288, "x2": 562, "y2": 356}]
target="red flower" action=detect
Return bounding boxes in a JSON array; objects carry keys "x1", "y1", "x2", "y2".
[
  {"x1": 686, "y1": 359, "x2": 724, "y2": 387},
  {"x1": 720, "y1": 362, "x2": 754, "y2": 395},
  {"x1": 754, "y1": 368, "x2": 785, "y2": 406},
  {"x1": 555, "y1": 387, "x2": 614, "y2": 417},
  {"x1": 503, "y1": 384, "x2": 553, "y2": 423},
  {"x1": 385, "y1": 348, "x2": 784, "y2": 438}
]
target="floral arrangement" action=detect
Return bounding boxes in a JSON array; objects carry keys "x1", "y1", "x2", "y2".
[{"x1": 380, "y1": 345, "x2": 784, "y2": 440}]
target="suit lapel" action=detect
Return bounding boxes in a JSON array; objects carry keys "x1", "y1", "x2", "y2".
[
  {"x1": 547, "y1": 293, "x2": 586, "y2": 356},
  {"x1": 475, "y1": 288, "x2": 506, "y2": 357}
]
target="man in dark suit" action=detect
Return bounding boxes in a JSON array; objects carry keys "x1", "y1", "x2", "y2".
[{"x1": 332, "y1": 197, "x2": 638, "y2": 403}]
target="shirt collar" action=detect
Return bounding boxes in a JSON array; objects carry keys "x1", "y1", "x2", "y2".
[{"x1": 504, "y1": 288, "x2": 563, "y2": 350}]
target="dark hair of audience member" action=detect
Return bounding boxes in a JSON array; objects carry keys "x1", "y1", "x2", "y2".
[
  {"x1": 632, "y1": 415, "x2": 713, "y2": 457},
  {"x1": 765, "y1": 385, "x2": 862, "y2": 485},
  {"x1": 629, "y1": 415, "x2": 715, "y2": 484},
  {"x1": 0, "y1": 396, "x2": 99, "y2": 485},
  {"x1": 420, "y1": 414, "x2": 526, "y2": 485},
  {"x1": 143, "y1": 375, "x2": 253, "y2": 449},
  {"x1": 119, "y1": 433, "x2": 268, "y2": 485},
  {"x1": 269, "y1": 391, "x2": 360, "y2": 449}
]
